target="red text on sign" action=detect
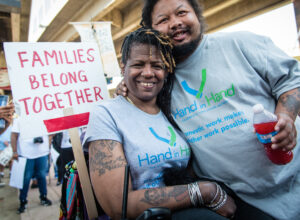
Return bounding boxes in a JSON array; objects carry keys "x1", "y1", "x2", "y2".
[{"x1": 19, "y1": 87, "x2": 103, "y2": 115}]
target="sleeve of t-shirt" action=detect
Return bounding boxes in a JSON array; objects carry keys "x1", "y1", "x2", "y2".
[
  {"x1": 238, "y1": 31, "x2": 300, "y2": 100},
  {"x1": 11, "y1": 118, "x2": 20, "y2": 133},
  {"x1": 82, "y1": 104, "x2": 122, "y2": 151}
]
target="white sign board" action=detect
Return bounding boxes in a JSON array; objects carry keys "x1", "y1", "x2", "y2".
[
  {"x1": 4, "y1": 42, "x2": 109, "y2": 138},
  {"x1": 9, "y1": 158, "x2": 27, "y2": 189},
  {"x1": 71, "y1": 22, "x2": 120, "y2": 77}
]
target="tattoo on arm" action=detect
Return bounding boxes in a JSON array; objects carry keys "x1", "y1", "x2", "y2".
[
  {"x1": 140, "y1": 185, "x2": 188, "y2": 205},
  {"x1": 278, "y1": 88, "x2": 300, "y2": 118},
  {"x1": 89, "y1": 140, "x2": 127, "y2": 176}
]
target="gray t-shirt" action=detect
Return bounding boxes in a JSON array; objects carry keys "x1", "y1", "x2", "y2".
[
  {"x1": 171, "y1": 31, "x2": 300, "y2": 220},
  {"x1": 84, "y1": 96, "x2": 190, "y2": 190}
]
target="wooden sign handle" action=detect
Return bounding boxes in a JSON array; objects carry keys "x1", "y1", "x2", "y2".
[{"x1": 64, "y1": 107, "x2": 98, "y2": 219}]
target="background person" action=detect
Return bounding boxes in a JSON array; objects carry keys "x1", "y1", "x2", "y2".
[
  {"x1": 0, "y1": 103, "x2": 14, "y2": 186},
  {"x1": 11, "y1": 117, "x2": 52, "y2": 214},
  {"x1": 84, "y1": 28, "x2": 236, "y2": 220},
  {"x1": 0, "y1": 103, "x2": 14, "y2": 135},
  {"x1": 115, "y1": 0, "x2": 300, "y2": 219},
  {"x1": 0, "y1": 125, "x2": 11, "y2": 177}
]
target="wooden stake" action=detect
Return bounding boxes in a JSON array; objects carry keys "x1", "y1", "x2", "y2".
[{"x1": 64, "y1": 107, "x2": 98, "y2": 219}]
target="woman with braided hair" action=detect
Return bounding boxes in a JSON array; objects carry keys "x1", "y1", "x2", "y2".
[{"x1": 83, "y1": 27, "x2": 236, "y2": 220}]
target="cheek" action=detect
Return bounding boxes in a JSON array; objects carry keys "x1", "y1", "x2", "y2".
[
  {"x1": 157, "y1": 72, "x2": 168, "y2": 86},
  {"x1": 153, "y1": 24, "x2": 168, "y2": 35}
]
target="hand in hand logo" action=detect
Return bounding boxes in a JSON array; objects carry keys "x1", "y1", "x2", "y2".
[
  {"x1": 181, "y1": 68, "x2": 206, "y2": 98},
  {"x1": 149, "y1": 126, "x2": 177, "y2": 147}
]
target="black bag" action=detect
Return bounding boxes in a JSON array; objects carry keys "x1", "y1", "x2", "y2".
[{"x1": 52, "y1": 132, "x2": 63, "y2": 152}]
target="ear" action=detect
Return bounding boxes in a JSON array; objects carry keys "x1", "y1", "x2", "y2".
[{"x1": 120, "y1": 62, "x2": 125, "y2": 76}]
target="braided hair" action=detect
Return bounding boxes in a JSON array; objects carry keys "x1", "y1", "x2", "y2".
[{"x1": 121, "y1": 27, "x2": 179, "y2": 129}]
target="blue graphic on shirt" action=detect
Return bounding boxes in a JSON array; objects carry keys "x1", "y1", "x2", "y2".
[
  {"x1": 149, "y1": 126, "x2": 176, "y2": 146},
  {"x1": 173, "y1": 68, "x2": 236, "y2": 122},
  {"x1": 181, "y1": 68, "x2": 206, "y2": 98}
]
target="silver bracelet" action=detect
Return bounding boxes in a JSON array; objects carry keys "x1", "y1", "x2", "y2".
[
  {"x1": 211, "y1": 191, "x2": 228, "y2": 211},
  {"x1": 188, "y1": 182, "x2": 204, "y2": 207},
  {"x1": 207, "y1": 183, "x2": 221, "y2": 207},
  {"x1": 192, "y1": 182, "x2": 204, "y2": 206},
  {"x1": 207, "y1": 185, "x2": 224, "y2": 209},
  {"x1": 188, "y1": 183, "x2": 198, "y2": 207}
]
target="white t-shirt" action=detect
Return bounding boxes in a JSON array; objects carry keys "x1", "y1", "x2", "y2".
[{"x1": 11, "y1": 118, "x2": 49, "y2": 159}]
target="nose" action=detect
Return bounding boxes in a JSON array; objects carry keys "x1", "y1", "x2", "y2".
[
  {"x1": 170, "y1": 15, "x2": 182, "y2": 30},
  {"x1": 141, "y1": 64, "x2": 154, "y2": 78}
]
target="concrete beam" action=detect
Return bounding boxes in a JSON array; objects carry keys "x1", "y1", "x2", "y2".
[
  {"x1": 11, "y1": 12, "x2": 20, "y2": 41},
  {"x1": 102, "y1": 9, "x2": 122, "y2": 28},
  {"x1": 39, "y1": 0, "x2": 128, "y2": 42},
  {"x1": 293, "y1": 0, "x2": 300, "y2": 33},
  {"x1": 20, "y1": 0, "x2": 31, "y2": 41},
  {"x1": 112, "y1": 0, "x2": 142, "y2": 41},
  {"x1": 37, "y1": 0, "x2": 90, "y2": 42},
  {"x1": 205, "y1": 0, "x2": 291, "y2": 33},
  {"x1": 0, "y1": 0, "x2": 20, "y2": 13},
  {"x1": 203, "y1": 0, "x2": 242, "y2": 17},
  {"x1": 0, "y1": 4, "x2": 20, "y2": 13}
]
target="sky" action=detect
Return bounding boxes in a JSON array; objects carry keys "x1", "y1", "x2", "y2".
[{"x1": 218, "y1": 3, "x2": 299, "y2": 57}]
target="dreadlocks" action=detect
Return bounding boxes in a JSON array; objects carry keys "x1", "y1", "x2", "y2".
[{"x1": 121, "y1": 27, "x2": 179, "y2": 129}]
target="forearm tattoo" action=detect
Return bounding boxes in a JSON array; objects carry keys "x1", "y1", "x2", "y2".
[
  {"x1": 140, "y1": 185, "x2": 188, "y2": 205},
  {"x1": 89, "y1": 140, "x2": 127, "y2": 176},
  {"x1": 278, "y1": 88, "x2": 300, "y2": 117}
]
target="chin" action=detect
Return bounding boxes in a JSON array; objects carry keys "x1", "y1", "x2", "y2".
[
  {"x1": 139, "y1": 96, "x2": 155, "y2": 102},
  {"x1": 137, "y1": 93, "x2": 157, "y2": 102}
]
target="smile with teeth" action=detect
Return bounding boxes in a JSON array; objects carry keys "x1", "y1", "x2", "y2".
[
  {"x1": 174, "y1": 31, "x2": 186, "y2": 37},
  {"x1": 139, "y1": 82, "x2": 155, "y2": 88}
]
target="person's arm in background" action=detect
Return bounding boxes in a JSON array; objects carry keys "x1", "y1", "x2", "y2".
[
  {"x1": 11, "y1": 132, "x2": 19, "y2": 161},
  {"x1": 0, "y1": 103, "x2": 14, "y2": 135},
  {"x1": 48, "y1": 134, "x2": 54, "y2": 149},
  {"x1": 113, "y1": 80, "x2": 127, "y2": 97},
  {"x1": 272, "y1": 88, "x2": 300, "y2": 151}
]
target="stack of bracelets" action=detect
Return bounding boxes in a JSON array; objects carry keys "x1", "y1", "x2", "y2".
[{"x1": 187, "y1": 182, "x2": 227, "y2": 211}]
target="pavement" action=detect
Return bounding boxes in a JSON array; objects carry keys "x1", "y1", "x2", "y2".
[{"x1": 0, "y1": 165, "x2": 61, "y2": 220}]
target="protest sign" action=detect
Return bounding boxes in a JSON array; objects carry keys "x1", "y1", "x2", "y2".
[
  {"x1": 4, "y1": 42, "x2": 109, "y2": 138},
  {"x1": 70, "y1": 22, "x2": 120, "y2": 77}
]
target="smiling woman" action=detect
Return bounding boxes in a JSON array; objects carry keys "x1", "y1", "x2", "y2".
[
  {"x1": 82, "y1": 27, "x2": 236, "y2": 220},
  {"x1": 122, "y1": 43, "x2": 167, "y2": 114}
]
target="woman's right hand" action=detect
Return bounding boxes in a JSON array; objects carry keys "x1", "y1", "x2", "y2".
[{"x1": 113, "y1": 80, "x2": 128, "y2": 97}]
